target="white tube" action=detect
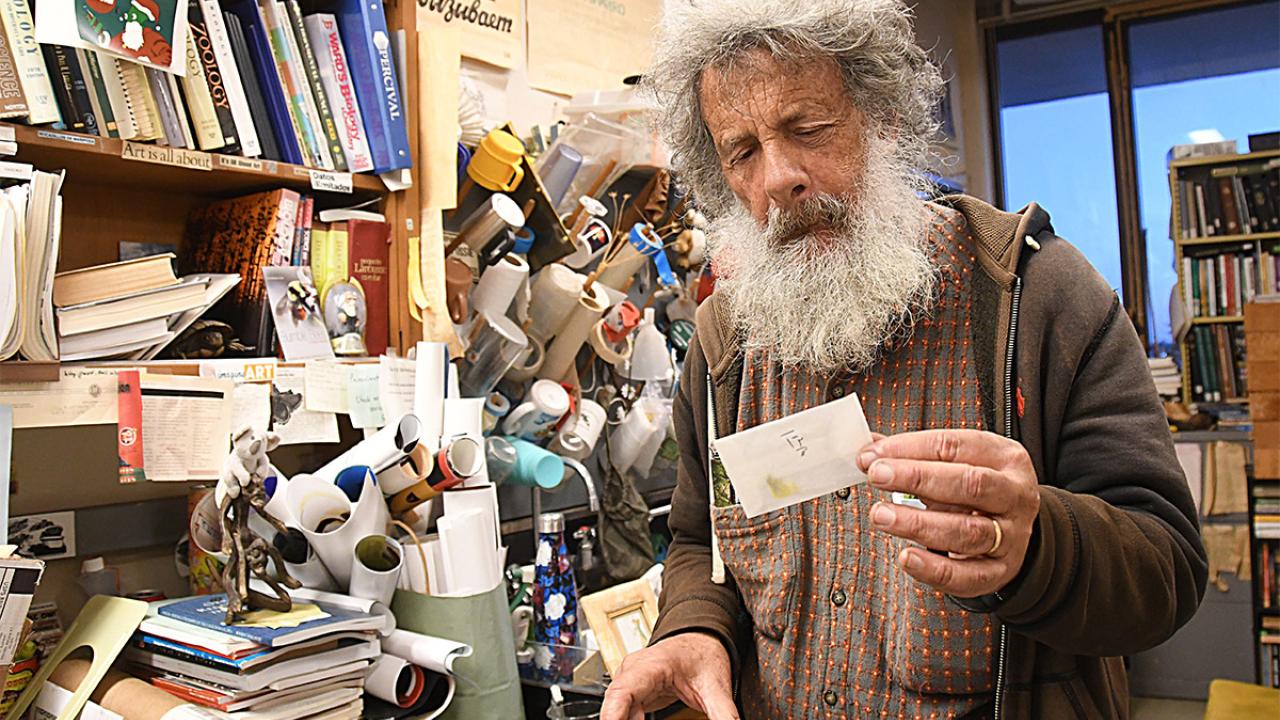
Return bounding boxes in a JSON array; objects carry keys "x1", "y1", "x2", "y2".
[
  {"x1": 528, "y1": 264, "x2": 584, "y2": 340},
  {"x1": 349, "y1": 535, "x2": 403, "y2": 607},
  {"x1": 437, "y1": 508, "x2": 502, "y2": 597},
  {"x1": 381, "y1": 630, "x2": 473, "y2": 676},
  {"x1": 313, "y1": 415, "x2": 423, "y2": 484},
  {"x1": 364, "y1": 654, "x2": 424, "y2": 708},
  {"x1": 415, "y1": 342, "x2": 450, "y2": 450},
  {"x1": 286, "y1": 473, "x2": 390, "y2": 588},
  {"x1": 470, "y1": 253, "x2": 528, "y2": 319},
  {"x1": 538, "y1": 283, "x2": 608, "y2": 382},
  {"x1": 443, "y1": 398, "x2": 488, "y2": 486}
]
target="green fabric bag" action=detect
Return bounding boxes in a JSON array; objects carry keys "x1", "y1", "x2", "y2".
[{"x1": 391, "y1": 584, "x2": 525, "y2": 719}]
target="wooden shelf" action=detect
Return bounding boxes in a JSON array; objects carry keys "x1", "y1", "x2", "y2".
[
  {"x1": 1169, "y1": 148, "x2": 1280, "y2": 170},
  {"x1": 1191, "y1": 315, "x2": 1245, "y2": 324},
  {"x1": 0, "y1": 361, "x2": 59, "y2": 383},
  {"x1": 1176, "y1": 231, "x2": 1280, "y2": 246},
  {"x1": 0, "y1": 122, "x2": 387, "y2": 200}
]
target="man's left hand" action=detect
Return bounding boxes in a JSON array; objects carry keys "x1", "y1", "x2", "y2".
[{"x1": 857, "y1": 429, "x2": 1041, "y2": 598}]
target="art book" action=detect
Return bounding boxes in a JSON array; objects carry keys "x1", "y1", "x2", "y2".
[
  {"x1": 263, "y1": 265, "x2": 334, "y2": 361},
  {"x1": 36, "y1": 0, "x2": 189, "y2": 75}
]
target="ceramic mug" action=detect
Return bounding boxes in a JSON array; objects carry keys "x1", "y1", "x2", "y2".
[
  {"x1": 501, "y1": 379, "x2": 570, "y2": 441},
  {"x1": 444, "y1": 257, "x2": 473, "y2": 324},
  {"x1": 468, "y1": 129, "x2": 526, "y2": 192}
]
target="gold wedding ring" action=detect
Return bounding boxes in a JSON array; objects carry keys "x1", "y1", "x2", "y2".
[{"x1": 987, "y1": 517, "x2": 1004, "y2": 556}]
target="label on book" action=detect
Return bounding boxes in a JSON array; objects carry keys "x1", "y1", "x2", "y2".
[
  {"x1": 217, "y1": 155, "x2": 264, "y2": 173},
  {"x1": 37, "y1": 130, "x2": 97, "y2": 147},
  {"x1": 0, "y1": 126, "x2": 14, "y2": 142},
  {"x1": 0, "y1": 161, "x2": 31, "y2": 180},
  {"x1": 310, "y1": 170, "x2": 353, "y2": 194},
  {"x1": 120, "y1": 141, "x2": 213, "y2": 171}
]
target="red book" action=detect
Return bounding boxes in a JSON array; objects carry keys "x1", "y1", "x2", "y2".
[{"x1": 343, "y1": 218, "x2": 391, "y2": 356}]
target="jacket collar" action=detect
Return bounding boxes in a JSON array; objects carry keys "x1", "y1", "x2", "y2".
[{"x1": 695, "y1": 194, "x2": 1051, "y2": 385}]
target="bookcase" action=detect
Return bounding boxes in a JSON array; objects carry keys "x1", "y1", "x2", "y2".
[
  {"x1": 1246, "y1": 302, "x2": 1280, "y2": 686},
  {"x1": 1169, "y1": 148, "x2": 1280, "y2": 406}
]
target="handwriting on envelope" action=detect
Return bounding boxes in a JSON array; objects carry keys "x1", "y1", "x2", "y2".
[{"x1": 711, "y1": 393, "x2": 872, "y2": 518}]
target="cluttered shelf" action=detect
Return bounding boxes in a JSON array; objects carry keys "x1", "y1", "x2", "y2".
[
  {"x1": 1177, "y1": 231, "x2": 1280, "y2": 246},
  {"x1": 0, "y1": 122, "x2": 386, "y2": 199},
  {"x1": 1192, "y1": 315, "x2": 1246, "y2": 325},
  {"x1": 1169, "y1": 147, "x2": 1280, "y2": 170}
]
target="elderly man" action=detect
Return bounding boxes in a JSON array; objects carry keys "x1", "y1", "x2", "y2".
[{"x1": 601, "y1": 1, "x2": 1206, "y2": 719}]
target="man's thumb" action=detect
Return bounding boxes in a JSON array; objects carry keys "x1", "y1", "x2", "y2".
[{"x1": 693, "y1": 679, "x2": 739, "y2": 720}]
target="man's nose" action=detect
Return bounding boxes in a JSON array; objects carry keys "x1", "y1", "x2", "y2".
[{"x1": 761, "y1": 145, "x2": 812, "y2": 212}]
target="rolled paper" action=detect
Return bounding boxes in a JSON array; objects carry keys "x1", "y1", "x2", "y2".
[
  {"x1": 390, "y1": 478, "x2": 439, "y2": 516},
  {"x1": 414, "y1": 342, "x2": 451, "y2": 449},
  {"x1": 349, "y1": 535, "x2": 404, "y2": 607},
  {"x1": 377, "y1": 444, "x2": 434, "y2": 496},
  {"x1": 314, "y1": 415, "x2": 423, "y2": 483},
  {"x1": 557, "y1": 399, "x2": 607, "y2": 461},
  {"x1": 453, "y1": 193, "x2": 524, "y2": 253},
  {"x1": 596, "y1": 223, "x2": 660, "y2": 291},
  {"x1": 289, "y1": 585, "x2": 396, "y2": 636},
  {"x1": 285, "y1": 472, "x2": 390, "y2": 588},
  {"x1": 430, "y1": 436, "x2": 484, "y2": 492},
  {"x1": 49, "y1": 659, "x2": 188, "y2": 720},
  {"x1": 506, "y1": 437, "x2": 565, "y2": 489},
  {"x1": 539, "y1": 281, "x2": 609, "y2": 381},
  {"x1": 443, "y1": 397, "x2": 489, "y2": 485},
  {"x1": 458, "y1": 312, "x2": 528, "y2": 397},
  {"x1": 588, "y1": 318, "x2": 633, "y2": 365},
  {"x1": 528, "y1": 264, "x2": 585, "y2": 340},
  {"x1": 364, "y1": 654, "x2": 425, "y2": 708},
  {"x1": 481, "y1": 392, "x2": 510, "y2": 436},
  {"x1": 334, "y1": 465, "x2": 375, "y2": 502},
  {"x1": 503, "y1": 334, "x2": 545, "y2": 382},
  {"x1": 274, "y1": 529, "x2": 339, "y2": 592},
  {"x1": 260, "y1": 468, "x2": 294, "y2": 526},
  {"x1": 438, "y1": 508, "x2": 502, "y2": 596},
  {"x1": 381, "y1": 629, "x2": 473, "y2": 676},
  {"x1": 470, "y1": 252, "x2": 528, "y2": 319}
]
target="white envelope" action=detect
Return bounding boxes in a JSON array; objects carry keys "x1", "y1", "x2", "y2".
[{"x1": 712, "y1": 393, "x2": 871, "y2": 518}]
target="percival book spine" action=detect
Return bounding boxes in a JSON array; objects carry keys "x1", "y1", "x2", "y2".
[
  {"x1": 330, "y1": 0, "x2": 410, "y2": 174},
  {"x1": 77, "y1": 50, "x2": 118, "y2": 138},
  {"x1": 43, "y1": 43, "x2": 97, "y2": 134},
  {"x1": 182, "y1": 33, "x2": 229, "y2": 151},
  {"x1": 0, "y1": 0, "x2": 58, "y2": 123},
  {"x1": 260, "y1": 0, "x2": 328, "y2": 168},
  {"x1": 199, "y1": 0, "x2": 261, "y2": 157},
  {"x1": 0, "y1": 25, "x2": 28, "y2": 117},
  {"x1": 345, "y1": 218, "x2": 390, "y2": 356},
  {"x1": 223, "y1": 9, "x2": 280, "y2": 160},
  {"x1": 284, "y1": 0, "x2": 345, "y2": 170},
  {"x1": 223, "y1": 0, "x2": 303, "y2": 164},
  {"x1": 304, "y1": 13, "x2": 373, "y2": 172},
  {"x1": 189, "y1": 0, "x2": 242, "y2": 153}
]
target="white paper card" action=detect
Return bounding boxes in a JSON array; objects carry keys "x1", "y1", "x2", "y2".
[
  {"x1": 305, "y1": 360, "x2": 352, "y2": 413},
  {"x1": 378, "y1": 356, "x2": 416, "y2": 422},
  {"x1": 711, "y1": 393, "x2": 871, "y2": 518},
  {"x1": 347, "y1": 364, "x2": 385, "y2": 429}
]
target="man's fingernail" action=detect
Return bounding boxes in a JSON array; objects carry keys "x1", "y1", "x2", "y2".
[
  {"x1": 870, "y1": 461, "x2": 893, "y2": 486},
  {"x1": 871, "y1": 503, "x2": 894, "y2": 527},
  {"x1": 902, "y1": 550, "x2": 922, "y2": 571},
  {"x1": 858, "y1": 451, "x2": 876, "y2": 469}
]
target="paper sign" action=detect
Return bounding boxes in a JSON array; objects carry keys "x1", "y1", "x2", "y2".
[
  {"x1": 273, "y1": 366, "x2": 340, "y2": 446},
  {"x1": 347, "y1": 364, "x2": 385, "y2": 429},
  {"x1": 120, "y1": 141, "x2": 212, "y2": 171},
  {"x1": 417, "y1": 0, "x2": 522, "y2": 69},
  {"x1": 379, "y1": 356, "x2": 416, "y2": 422},
  {"x1": 200, "y1": 359, "x2": 276, "y2": 436},
  {"x1": 0, "y1": 366, "x2": 120, "y2": 428},
  {"x1": 310, "y1": 170, "x2": 354, "y2": 194},
  {"x1": 8, "y1": 511, "x2": 76, "y2": 560},
  {"x1": 304, "y1": 361, "x2": 352, "y2": 414},
  {"x1": 526, "y1": 0, "x2": 661, "y2": 95},
  {"x1": 116, "y1": 370, "x2": 146, "y2": 484},
  {"x1": 140, "y1": 374, "x2": 234, "y2": 482},
  {"x1": 218, "y1": 155, "x2": 265, "y2": 172},
  {"x1": 712, "y1": 393, "x2": 871, "y2": 518}
]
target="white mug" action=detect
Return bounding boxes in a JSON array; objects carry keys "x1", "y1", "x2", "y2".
[
  {"x1": 555, "y1": 399, "x2": 606, "y2": 460},
  {"x1": 502, "y1": 379, "x2": 570, "y2": 441}
]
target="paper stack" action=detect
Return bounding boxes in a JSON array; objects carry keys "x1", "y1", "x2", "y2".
[
  {"x1": 124, "y1": 594, "x2": 383, "y2": 720},
  {"x1": 1148, "y1": 357, "x2": 1182, "y2": 398},
  {"x1": 0, "y1": 169, "x2": 65, "y2": 362}
]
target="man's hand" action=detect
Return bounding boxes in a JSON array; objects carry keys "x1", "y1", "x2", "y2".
[
  {"x1": 601, "y1": 632, "x2": 739, "y2": 720},
  {"x1": 857, "y1": 429, "x2": 1040, "y2": 598}
]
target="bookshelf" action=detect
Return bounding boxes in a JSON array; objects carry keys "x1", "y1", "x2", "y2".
[
  {"x1": 1169, "y1": 149, "x2": 1280, "y2": 405},
  {"x1": 1246, "y1": 303, "x2": 1280, "y2": 687}
]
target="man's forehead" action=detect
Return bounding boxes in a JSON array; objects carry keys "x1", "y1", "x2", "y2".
[{"x1": 701, "y1": 57, "x2": 848, "y2": 135}]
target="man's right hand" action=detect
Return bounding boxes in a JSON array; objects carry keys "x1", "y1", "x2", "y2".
[{"x1": 600, "y1": 632, "x2": 739, "y2": 720}]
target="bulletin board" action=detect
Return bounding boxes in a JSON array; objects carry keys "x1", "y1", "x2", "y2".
[{"x1": 526, "y1": 0, "x2": 662, "y2": 96}]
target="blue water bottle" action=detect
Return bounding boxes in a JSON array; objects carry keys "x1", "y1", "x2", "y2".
[{"x1": 533, "y1": 512, "x2": 578, "y2": 646}]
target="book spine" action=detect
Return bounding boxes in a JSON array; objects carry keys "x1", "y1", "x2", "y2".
[
  {"x1": 97, "y1": 52, "x2": 136, "y2": 140},
  {"x1": 145, "y1": 67, "x2": 181, "y2": 146},
  {"x1": 120, "y1": 60, "x2": 162, "y2": 141},
  {"x1": 181, "y1": 31, "x2": 228, "y2": 151},
  {"x1": 260, "y1": 0, "x2": 324, "y2": 168},
  {"x1": 334, "y1": 0, "x2": 411, "y2": 174},
  {"x1": 43, "y1": 44, "x2": 92, "y2": 132},
  {"x1": 1178, "y1": 179, "x2": 1193, "y2": 239},
  {"x1": 1181, "y1": 256, "x2": 1193, "y2": 319},
  {"x1": 347, "y1": 219, "x2": 390, "y2": 356},
  {"x1": 1233, "y1": 176, "x2": 1251, "y2": 235},
  {"x1": 189, "y1": 0, "x2": 241, "y2": 153},
  {"x1": 223, "y1": 0, "x2": 303, "y2": 165},
  {"x1": 1195, "y1": 183, "x2": 1209, "y2": 238},
  {"x1": 0, "y1": 22, "x2": 26, "y2": 117},
  {"x1": 1218, "y1": 178, "x2": 1240, "y2": 235},
  {"x1": 202, "y1": 0, "x2": 262, "y2": 157},
  {"x1": 285, "y1": 0, "x2": 345, "y2": 171},
  {"x1": 79, "y1": 50, "x2": 118, "y2": 138},
  {"x1": 305, "y1": 14, "x2": 374, "y2": 173},
  {"x1": 274, "y1": 0, "x2": 334, "y2": 170},
  {"x1": 293, "y1": 195, "x2": 314, "y2": 266},
  {"x1": 223, "y1": 10, "x2": 279, "y2": 160},
  {"x1": 72, "y1": 50, "x2": 108, "y2": 137},
  {"x1": 0, "y1": 0, "x2": 57, "y2": 123}
]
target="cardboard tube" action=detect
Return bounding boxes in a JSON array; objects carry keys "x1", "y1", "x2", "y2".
[
  {"x1": 377, "y1": 444, "x2": 434, "y2": 496},
  {"x1": 365, "y1": 654, "x2": 425, "y2": 708},
  {"x1": 349, "y1": 535, "x2": 403, "y2": 607},
  {"x1": 390, "y1": 478, "x2": 439, "y2": 516},
  {"x1": 471, "y1": 253, "x2": 528, "y2": 319},
  {"x1": 596, "y1": 239, "x2": 649, "y2": 291},
  {"x1": 50, "y1": 659, "x2": 189, "y2": 720},
  {"x1": 275, "y1": 528, "x2": 339, "y2": 592},
  {"x1": 415, "y1": 342, "x2": 451, "y2": 449},
  {"x1": 314, "y1": 415, "x2": 423, "y2": 484},
  {"x1": 528, "y1": 264, "x2": 585, "y2": 340},
  {"x1": 539, "y1": 282, "x2": 608, "y2": 381}
]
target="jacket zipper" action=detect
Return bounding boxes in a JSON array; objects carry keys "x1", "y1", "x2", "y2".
[{"x1": 993, "y1": 276, "x2": 1022, "y2": 720}]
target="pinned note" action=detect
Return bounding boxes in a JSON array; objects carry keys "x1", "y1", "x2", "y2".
[
  {"x1": 347, "y1": 364, "x2": 386, "y2": 430},
  {"x1": 379, "y1": 356, "x2": 416, "y2": 423},
  {"x1": 305, "y1": 361, "x2": 352, "y2": 414},
  {"x1": 273, "y1": 366, "x2": 339, "y2": 446}
]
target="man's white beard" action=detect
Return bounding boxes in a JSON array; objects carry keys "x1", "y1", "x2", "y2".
[{"x1": 707, "y1": 139, "x2": 938, "y2": 373}]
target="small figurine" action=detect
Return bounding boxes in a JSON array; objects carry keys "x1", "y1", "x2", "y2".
[
  {"x1": 217, "y1": 427, "x2": 300, "y2": 624},
  {"x1": 323, "y1": 280, "x2": 368, "y2": 355}
]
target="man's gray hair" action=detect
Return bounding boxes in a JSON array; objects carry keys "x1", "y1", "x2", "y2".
[{"x1": 644, "y1": 0, "x2": 944, "y2": 216}]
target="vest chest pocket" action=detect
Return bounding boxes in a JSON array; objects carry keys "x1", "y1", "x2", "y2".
[{"x1": 711, "y1": 505, "x2": 799, "y2": 641}]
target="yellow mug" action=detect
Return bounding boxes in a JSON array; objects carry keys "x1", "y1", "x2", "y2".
[{"x1": 468, "y1": 129, "x2": 526, "y2": 192}]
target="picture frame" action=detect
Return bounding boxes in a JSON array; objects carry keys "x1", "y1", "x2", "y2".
[{"x1": 579, "y1": 578, "x2": 660, "y2": 676}]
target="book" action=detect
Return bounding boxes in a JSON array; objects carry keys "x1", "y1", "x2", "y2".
[
  {"x1": 134, "y1": 631, "x2": 365, "y2": 673},
  {"x1": 95, "y1": 51, "x2": 135, "y2": 140},
  {"x1": 224, "y1": 0, "x2": 304, "y2": 164},
  {"x1": 200, "y1": 0, "x2": 262, "y2": 158},
  {"x1": 224, "y1": 9, "x2": 280, "y2": 160},
  {"x1": 263, "y1": 264, "x2": 333, "y2": 360},
  {"x1": 325, "y1": 0, "x2": 411, "y2": 174},
  {"x1": 260, "y1": 0, "x2": 329, "y2": 169},
  {"x1": 303, "y1": 13, "x2": 373, "y2": 173},
  {"x1": 181, "y1": 32, "x2": 228, "y2": 151},
  {"x1": 0, "y1": 27, "x2": 26, "y2": 118},
  {"x1": 57, "y1": 317, "x2": 171, "y2": 359},
  {"x1": 53, "y1": 253, "x2": 179, "y2": 307},
  {"x1": 1, "y1": 171, "x2": 64, "y2": 362},
  {"x1": 341, "y1": 217, "x2": 390, "y2": 356},
  {"x1": 145, "y1": 66, "x2": 181, "y2": 146},
  {"x1": 292, "y1": 194, "x2": 314, "y2": 266},
  {"x1": 43, "y1": 42, "x2": 97, "y2": 134},
  {"x1": 118, "y1": 58, "x2": 163, "y2": 141},
  {"x1": 124, "y1": 641, "x2": 376, "y2": 691},
  {"x1": 56, "y1": 276, "x2": 210, "y2": 337},
  {"x1": 77, "y1": 49, "x2": 118, "y2": 138},
  {"x1": 188, "y1": 0, "x2": 241, "y2": 153},
  {"x1": 284, "y1": 0, "x2": 345, "y2": 171},
  {"x1": 155, "y1": 595, "x2": 383, "y2": 648},
  {"x1": 147, "y1": 669, "x2": 365, "y2": 712},
  {"x1": 166, "y1": 70, "x2": 198, "y2": 149},
  {"x1": 0, "y1": 0, "x2": 57, "y2": 124}
]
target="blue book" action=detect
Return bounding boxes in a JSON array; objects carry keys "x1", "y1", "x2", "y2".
[
  {"x1": 155, "y1": 594, "x2": 383, "y2": 648},
  {"x1": 326, "y1": 0, "x2": 411, "y2": 174},
  {"x1": 223, "y1": 0, "x2": 305, "y2": 166}
]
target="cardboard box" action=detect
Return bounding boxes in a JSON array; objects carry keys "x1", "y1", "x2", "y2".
[
  {"x1": 1256, "y1": 447, "x2": 1280, "y2": 480},
  {"x1": 1244, "y1": 332, "x2": 1280, "y2": 361},
  {"x1": 1253, "y1": 392, "x2": 1280, "y2": 422},
  {"x1": 1244, "y1": 302, "x2": 1280, "y2": 333},
  {"x1": 1249, "y1": 361, "x2": 1280, "y2": 392},
  {"x1": 1254, "y1": 421, "x2": 1280, "y2": 450}
]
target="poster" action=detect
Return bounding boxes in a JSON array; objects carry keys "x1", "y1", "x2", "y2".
[
  {"x1": 36, "y1": 0, "x2": 189, "y2": 75},
  {"x1": 9, "y1": 511, "x2": 76, "y2": 560},
  {"x1": 418, "y1": 0, "x2": 522, "y2": 69},
  {"x1": 526, "y1": 0, "x2": 661, "y2": 96}
]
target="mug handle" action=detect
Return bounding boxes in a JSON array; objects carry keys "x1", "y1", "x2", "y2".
[
  {"x1": 498, "y1": 162, "x2": 525, "y2": 192},
  {"x1": 502, "y1": 403, "x2": 535, "y2": 436}
]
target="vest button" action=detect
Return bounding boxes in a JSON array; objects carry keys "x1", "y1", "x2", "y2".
[
  {"x1": 831, "y1": 588, "x2": 847, "y2": 607},
  {"x1": 835, "y1": 487, "x2": 850, "y2": 500},
  {"x1": 823, "y1": 690, "x2": 839, "y2": 707},
  {"x1": 831, "y1": 385, "x2": 846, "y2": 398}
]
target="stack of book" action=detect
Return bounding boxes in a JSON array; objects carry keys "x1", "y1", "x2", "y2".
[
  {"x1": 1174, "y1": 159, "x2": 1280, "y2": 240},
  {"x1": 126, "y1": 594, "x2": 383, "y2": 720},
  {"x1": 0, "y1": 169, "x2": 65, "y2": 362},
  {"x1": 50, "y1": 254, "x2": 239, "y2": 360},
  {"x1": 0, "y1": 0, "x2": 408, "y2": 174},
  {"x1": 1147, "y1": 356, "x2": 1181, "y2": 398},
  {"x1": 1185, "y1": 324, "x2": 1247, "y2": 404}
]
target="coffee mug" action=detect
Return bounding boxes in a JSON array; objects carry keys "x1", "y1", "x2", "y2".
[
  {"x1": 444, "y1": 258, "x2": 473, "y2": 324},
  {"x1": 501, "y1": 379, "x2": 570, "y2": 441},
  {"x1": 556, "y1": 399, "x2": 606, "y2": 460},
  {"x1": 468, "y1": 129, "x2": 526, "y2": 192}
]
